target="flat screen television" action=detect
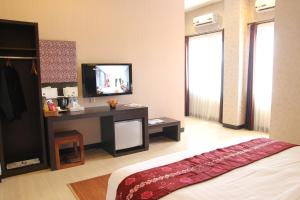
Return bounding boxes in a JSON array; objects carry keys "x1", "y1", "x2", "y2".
[{"x1": 82, "y1": 63, "x2": 132, "y2": 97}]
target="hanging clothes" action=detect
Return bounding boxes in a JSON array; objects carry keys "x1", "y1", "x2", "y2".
[{"x1": 0, "y1": 63, "x2": 27, "y2": 120}]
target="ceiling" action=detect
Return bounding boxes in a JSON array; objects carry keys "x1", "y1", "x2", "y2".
[{"x1": 184, "y1": 0, "x2": 222, "y2": 12}]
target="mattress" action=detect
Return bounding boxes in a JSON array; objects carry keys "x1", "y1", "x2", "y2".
[{"x1": 106, "y1": 137, "x2": 300, "y2": 200}]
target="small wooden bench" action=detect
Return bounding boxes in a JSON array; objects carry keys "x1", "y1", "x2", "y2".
[
  {"x1": 54, "y1": 130, "x2": 84, "y2": 170},
  {"x1": 148, "y1": 117, "x2": 181, "y2": 141}
]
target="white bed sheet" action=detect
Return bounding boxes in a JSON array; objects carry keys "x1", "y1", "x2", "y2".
[{"x1": 106, "y1": 137, "x2": 300, "y2": 200}]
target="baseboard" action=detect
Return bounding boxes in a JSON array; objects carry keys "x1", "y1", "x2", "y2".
[
  {"x1": 85, "y1": 142, "x2": 103, "y2": 150},
  {"x1": 222, "y1": 123, "x2": 245, "y2": 130}
]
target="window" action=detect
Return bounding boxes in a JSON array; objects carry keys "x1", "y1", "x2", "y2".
[
  {"x1": 253, "y1": 22, "x2": 274, "y2": 132},
  {"x1": 187, "y1": 31, "x2": 223, "y2": 121},
  {"x1": 246, "y1": 21, "x2": 274, "y2": 132}
]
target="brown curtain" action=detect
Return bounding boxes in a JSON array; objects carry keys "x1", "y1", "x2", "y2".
[
  {"x1": 219, "y1": 30, "x2": 224, "y2": 123},
  {"x1": 185, "y1": 36, "x2": 189, "y2": 116},
  {"x1": 245, "y1": 24, "x2": 257, "y2": 130}
]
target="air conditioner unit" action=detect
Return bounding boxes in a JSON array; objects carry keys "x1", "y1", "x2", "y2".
[
  {"x1": 255, "y1": 0, "x2": 276, "y2": 12},
  {"x1": 193, "y1": 13, "x2": 218, "y2": 28}
]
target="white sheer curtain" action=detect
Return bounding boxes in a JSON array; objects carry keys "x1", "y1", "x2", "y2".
[
  {"x1": 188, "y1": 32, "x2": 222, "y2": 121},
  {"x1": 253, "y1": 22, "x2": 274, "y2": 132}
]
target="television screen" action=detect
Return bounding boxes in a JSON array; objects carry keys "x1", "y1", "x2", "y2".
[{"x1": 82, "y1": 63, "x2": 132, "y2": 97}]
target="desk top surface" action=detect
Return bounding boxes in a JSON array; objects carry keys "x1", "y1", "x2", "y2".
[{"x1": 45, "y1": 105, "x2": 147, "y2": 121}]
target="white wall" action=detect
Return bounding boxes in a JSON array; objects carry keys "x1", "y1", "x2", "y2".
[
  {"x1": 249, "y1": 0, "x2": 275, "y2": 22},
  {"x1": 222, "y1": 0, "x2": 251, "y2": 126},
  {"x1": 270, "y1": 0, "x2": 300, "y2": 144},
  {"x1": 185, "y1": 2, "x2": 224, "y2": 36},
  {"x1": 0, "y1": 0, "x2": 185, "y2": 144}
]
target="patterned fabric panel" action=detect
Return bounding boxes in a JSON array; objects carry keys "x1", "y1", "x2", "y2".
[{"x1": 39, "y1": 40, "x2": 77, "y2": 83}]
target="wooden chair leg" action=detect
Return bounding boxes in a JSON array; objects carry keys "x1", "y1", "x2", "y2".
[
  {"x1": 55, "y1": 142, "x2": 61, "y2": 169},
  {"x1": 79, "y1": 136, "x2": 85, "y2": 164}
]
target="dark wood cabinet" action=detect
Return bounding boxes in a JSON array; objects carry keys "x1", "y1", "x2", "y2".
[{"x1": 0, "y1": 19, "x2": 47, "y2": 179}]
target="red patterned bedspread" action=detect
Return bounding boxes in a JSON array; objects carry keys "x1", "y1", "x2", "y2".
[{"x1": 116, "y1": 138, "x2": 296, "y2": 200}]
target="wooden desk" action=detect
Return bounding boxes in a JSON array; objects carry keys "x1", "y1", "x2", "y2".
[{"x1": 45, "y1": 105, "x2": 148, "y2": 170}]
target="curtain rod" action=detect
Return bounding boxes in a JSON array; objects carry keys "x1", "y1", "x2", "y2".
[
  {"x1": 186, "y1": 29, "x2": 224, "y2": 38},
  {"x1": 248, "y1": 18, "x2": 275, "y2": 26},
  {"x1": 0, "y1": 56, "x2": 37, "y2": 60}
]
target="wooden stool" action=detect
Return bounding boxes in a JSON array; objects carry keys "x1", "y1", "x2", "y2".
[{"x1": 54, "y1": 130, "x2": 84, "y2": 169}]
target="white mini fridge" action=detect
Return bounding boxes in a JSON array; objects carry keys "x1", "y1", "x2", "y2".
[{"x1": 114, "y1": 119, "x2": 143, "y2": 150}]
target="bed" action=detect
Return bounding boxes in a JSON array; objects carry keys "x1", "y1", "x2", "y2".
[{"x1": 106, "y1": 137, "x2": 300, "y2": 200}]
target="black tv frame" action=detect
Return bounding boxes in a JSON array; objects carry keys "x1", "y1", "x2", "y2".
[{"x1": 82, "y1": 63, "x2": 133, "y2": 97}]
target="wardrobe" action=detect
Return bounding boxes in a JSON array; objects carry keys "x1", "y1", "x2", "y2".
[{"x1": 0, "y1": 19, "x2": 47, "y2": 179}]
